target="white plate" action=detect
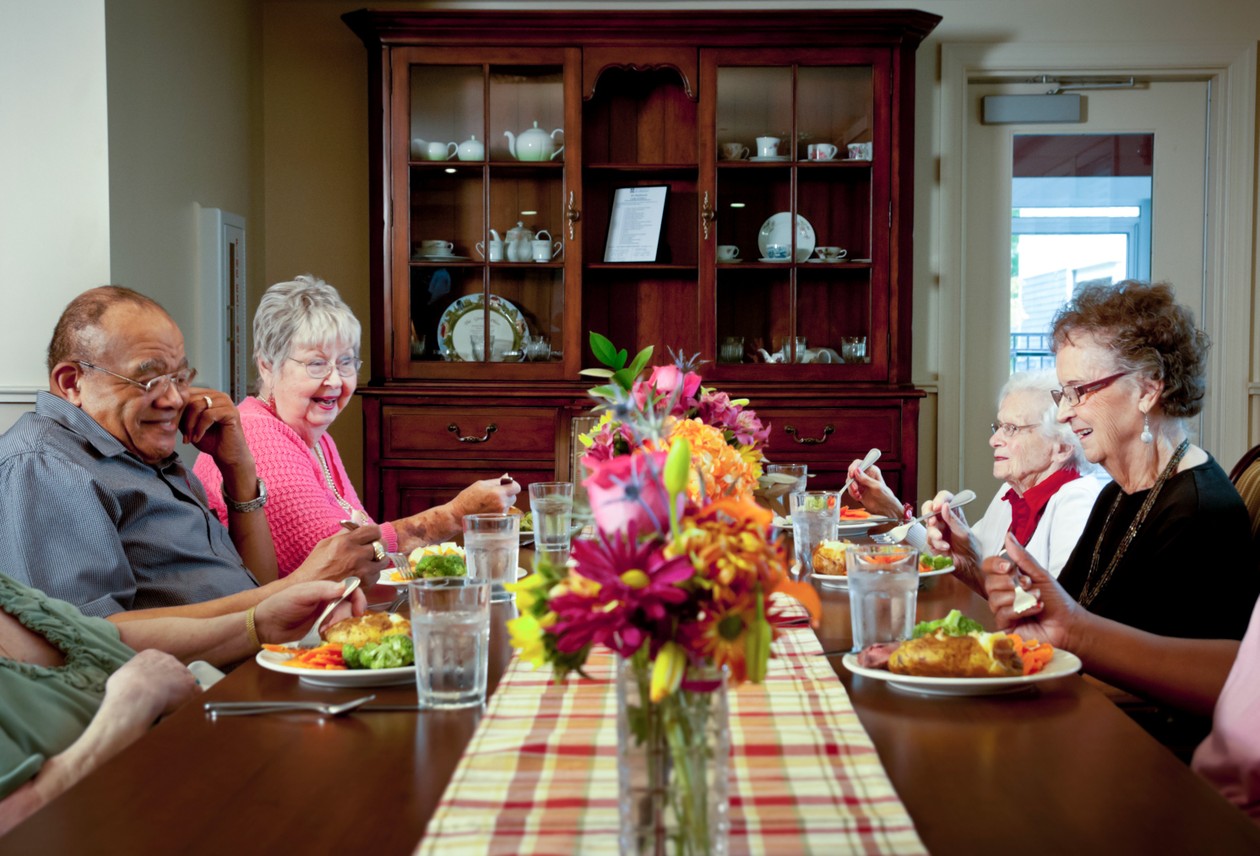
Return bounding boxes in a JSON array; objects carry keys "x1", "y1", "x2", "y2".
[
  {"x1": 814, "y1": 564, "x2": 955, "y2": 589},
  {"x1": 437, "y1": 293, "x2": 526, "y2": 362},
  {"x1": 836, "y1": 517, "x2": 897, "y2": 535},
  {"x1": 749, "y1": 155, "x2": 790, "y2": 162},
  {"x1": 841, "y1": 649, "x2": 1082, "y2": 696},
  {"x1": 255, "y1": 648, "x2": 415, "y2": 688},
  {"x1": 757, "y1": 212, "x2": 815, "y2": 262},
  {"x1": 377, "y1": 566, "x2": 528, "y2": 588}
]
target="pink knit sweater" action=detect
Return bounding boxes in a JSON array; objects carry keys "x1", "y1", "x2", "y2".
[{"x1": 193, "y1": 396, "x2": 398, "y2": 577}]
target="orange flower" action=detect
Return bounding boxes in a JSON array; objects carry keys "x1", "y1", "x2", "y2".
[{"x1": 666, "y1": 418, "x2": 762, "y2": 503}]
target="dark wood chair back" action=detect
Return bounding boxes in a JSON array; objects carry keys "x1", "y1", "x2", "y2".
[{"x1": 1228, "y1": 442, "x2": 1260, "y2": 540}]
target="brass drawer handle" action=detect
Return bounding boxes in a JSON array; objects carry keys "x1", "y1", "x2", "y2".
[
  {"x1": 784, "y1": 424, "x2": 833, "y2": 446},
  {"x1": 448, "y1": 423, "x2": 497, "y2": 443}
]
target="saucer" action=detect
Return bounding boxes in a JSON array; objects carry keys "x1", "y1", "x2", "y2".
[
  {"x1": 807, "y1": 258, "x2": 849, "y2": 264},
  {"x1": 749, "y1": 155, "x2": 790, "y2": 162},
  {"x1": 414, "y1": 253, "x2": 469, "y2": 262},
  {"x1": 758, "y1": 257, "x2": 792, "y2": 263},
  {"x1": 717, "y1": 259, "x2": 744, "y2": 264}
]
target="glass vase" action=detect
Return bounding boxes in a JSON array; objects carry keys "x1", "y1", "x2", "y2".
[{"x1": 616, "y1": 653, "x2": 730, "y2": 856}]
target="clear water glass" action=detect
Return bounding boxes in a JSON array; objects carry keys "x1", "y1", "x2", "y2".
[
  {"x1": 529, "y1": 481, "x2": 574, "y2": 568},
  {"x1": 463, "y1": 513, "x2": 519, "y2": 602},
  {"x1": 846, "y1": 544, "x2": 919, "y2": 652},
  {"x1": 789, "y1": 490, "x2": 839, "y2": 578},
  {"x1": 409, "y1": 577, "x2": 491, "y2": 708}
]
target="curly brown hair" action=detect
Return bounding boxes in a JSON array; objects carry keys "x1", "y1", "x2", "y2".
[{"x1": 1051, "y1": 280, "x2": 1209, "y2": 418}]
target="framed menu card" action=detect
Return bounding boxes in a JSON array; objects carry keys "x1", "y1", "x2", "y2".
[{"x1": 603, "y1": 185, "x2": 669, "y2": 262}]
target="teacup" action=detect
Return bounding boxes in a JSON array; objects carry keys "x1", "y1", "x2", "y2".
[
  {"x1": 716, "y1": 244, "x2": 740, "y2": 262},
  {"x1": 763, "y1": 243, "x2": 790, "y2": 261},
  {"x1": 532, "y1": 236, "x2": 562, "y2": 262},
  {"x1": 815, "y1": 246, "x2": 848, "y2": 262},
  {"x1": 847, "y1": 142, "x2": 872, "y2": 160},
  {"x1": 808, "y1": 143, "x2": 838, "y2": 161},
  {"x1": 425, "y1": 141, "x2": 458, "y2": 161},
  {"x1": 755, "y1": 135, "x2": 780, "y2": 158},
  {"x1": 719, "y1": 142, "x2": 749, "y2": 161},
  {"x1": 420, "y1": 239, "x2": 454, "y2": 257}
]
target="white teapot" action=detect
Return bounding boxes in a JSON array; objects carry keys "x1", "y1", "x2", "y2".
[
  {"x1": 504, "y1": 121, "x2": 565, "y2": 162},
  {"x1": 457, "y1": 135, "x2": 484, "y2": 161},
  {"x1": 505, "y1": 221, "x2": 534, "y2": 262}
]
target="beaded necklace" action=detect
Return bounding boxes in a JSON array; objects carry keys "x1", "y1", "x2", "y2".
[
  {"x1": 1078, "y1": 438, "x2": 1189, "y2": 608},
  {"x1": 314, "y1": 442, "x2": 357, "y2": 518}
]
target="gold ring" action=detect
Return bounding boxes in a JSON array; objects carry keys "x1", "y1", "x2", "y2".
[
  {"x1": 371, "y1": 540, "x2": 386, "y2": 562},
  {"x1": 202, "y1": 395, "x2": 213, "y2": 408}
]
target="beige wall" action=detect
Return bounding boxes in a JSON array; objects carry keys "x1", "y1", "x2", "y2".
[
  {"x1": 0, "y1": 0, "x2": 110, "y2": 432},
  {"x1": 259, "y1": 0, "x2": 1260, "y2": 501}
]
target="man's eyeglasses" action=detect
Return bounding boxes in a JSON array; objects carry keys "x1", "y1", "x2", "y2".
[
  {"x1": 1051, "y1": 371, "x2": 1130, "y2": 407},
  {"x1": 990, "y1": 421, "x2": 1038, "y2": 438},
  {"x1": 288, "y1": 356, "x2": 362, "y2": 380},
  {"x1": 78, "y1": 361, "x2": 196, "y2": 397}
]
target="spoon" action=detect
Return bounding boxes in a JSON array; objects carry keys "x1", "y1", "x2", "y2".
[
  {"x1": 841, "y1": 448, "x2": 882, "y2": 496},
  {"x1": 296, "y1": 576, "x2": 360, "y2": 648},
  {"x1": 871, "y1": 489, "x2": 977, "y2": 544}
]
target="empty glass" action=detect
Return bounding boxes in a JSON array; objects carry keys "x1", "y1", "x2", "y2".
[
  {"x1": 778, "y1": 336, "x2": 807, "y2": 363},
  {"x1": 841, "y1": 336, "x2": 867, "y2": 364},
  {"x1": 719, "y1": 336, "x2": 745, "y2": 363},
  {"x1": 762, "y1": 463, "x2": 808, "y2": 518}
]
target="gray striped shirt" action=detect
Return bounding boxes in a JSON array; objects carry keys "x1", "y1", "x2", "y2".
[{"x1": 0, "y1": 392, "x2": 258, "y2": 617}]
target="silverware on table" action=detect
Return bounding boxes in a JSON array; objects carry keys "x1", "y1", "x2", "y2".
[{"x1": 204, "y1": 694, "x2": 377, "y2": 717}]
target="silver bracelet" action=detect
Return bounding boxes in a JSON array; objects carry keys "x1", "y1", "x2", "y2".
[{"x1": 223, "y1": 477, "x2": 268, "y2": 513}]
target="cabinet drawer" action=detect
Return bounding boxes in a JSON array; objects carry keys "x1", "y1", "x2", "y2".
[
  {"x1": 759, "y1": 407, "x2": 904, "y2": 461},
  {"x1": 382, "y1": 406, "x2": 557, "y2": 459}
]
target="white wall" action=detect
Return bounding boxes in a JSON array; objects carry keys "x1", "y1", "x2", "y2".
[{"x1": 0, "y1": 0, "x2": 110, "y2": 431}]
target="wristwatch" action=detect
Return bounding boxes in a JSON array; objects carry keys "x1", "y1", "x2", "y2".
[{"x1": 223, "y1": 477, "x2": 268, "y2": 513}]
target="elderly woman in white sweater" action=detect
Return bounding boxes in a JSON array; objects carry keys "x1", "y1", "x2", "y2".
[{"x1": 847, "y1": 370, "x2": 1105, "y2": 588}]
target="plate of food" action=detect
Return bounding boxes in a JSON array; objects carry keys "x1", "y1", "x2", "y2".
[
  {"x1": 378, "y1": 543, "x2": 529, "y2": 587},
  {"x1": 810, "y1": 542, "x2": 955, "y2": 588},
  {"x1": 836, "y1": 515, "x2": 897, "y2": 536},
  {"x1": 841, "y1": 610, "x2": 1078, "y2": 696},
  {"x1": 437, "y1": 293, "x2": 526, "y2": 362},
  {"x1": 256, "y1": 612, "x2": 416, "y2": 687}
]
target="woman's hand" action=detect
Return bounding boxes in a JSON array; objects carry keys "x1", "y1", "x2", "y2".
[
  {"x1": 450, "y1": 476, "x2": 521, "y2": 520},
  {"x1": 102, "y1": 649, "x2": 202, "y2": 722},
  {"x1": 923, "y1": 490, "x2": 982, "y2": 589},
  {"x1": 844, "y1": 461, "x2": 903, "y2": 520},
  {"x1": 253, "y1": 580, "x2": 368, "y2": 643},
  {"x1": 982, "y1": 534, "x2": 1080, "y2": 650}
]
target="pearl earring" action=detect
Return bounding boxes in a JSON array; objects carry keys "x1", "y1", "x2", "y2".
[{"x1": 1140, "y1": 413, "x2": 1153, "y2": 444}]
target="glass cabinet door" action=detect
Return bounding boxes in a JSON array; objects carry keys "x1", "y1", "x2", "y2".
[
  {"x1": 708, "y1": 55, "x2": 883, "y2": 377},
  {"x1": 397, "y1": 53, "x2": 569, "y2": 374}
]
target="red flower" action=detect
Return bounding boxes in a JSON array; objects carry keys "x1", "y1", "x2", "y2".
[
  {"x1": 583, "y1": 450, "x2": 676, "y2": 536},
  {"x1": 633, "y1": 364, "x2": 702, "y2": 414}
]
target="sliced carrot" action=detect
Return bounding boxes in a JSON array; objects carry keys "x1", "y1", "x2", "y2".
[{"x1": 840, "y1": 507, "x2": 872, "y2": 519}]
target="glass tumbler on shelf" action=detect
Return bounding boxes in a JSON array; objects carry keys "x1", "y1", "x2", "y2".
[
  {"x1": 718, "y1": 336, "x2": 744, "y2": 364},
  {"x1": 788, "y1": 490, "x2": 839, "y2": 579},
  {"x1": 841, "y1": 336, "x2": 867, "y2": 364},
  {"x1": 529, "y1": 481, "x2": 574, "y2": 568},
  {"x1": 463, "y1": 513, "x2": 520, "y2": 602}
]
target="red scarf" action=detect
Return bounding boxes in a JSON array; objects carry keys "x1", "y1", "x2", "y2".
[{"x1": 1002, "y1": 467, "x2": 1080, "y2": 546}]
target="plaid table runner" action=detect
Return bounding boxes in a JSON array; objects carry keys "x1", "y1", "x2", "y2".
[{"x1": 416, "y1": 626, "x2": 925, "y2": 855}]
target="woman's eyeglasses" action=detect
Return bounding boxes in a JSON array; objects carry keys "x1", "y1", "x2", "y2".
[
  {"x1": 1051, "y1": 371, "x2": 1130, "y2": 407},
  {"x1": 990, "y1": 421, "x2": 1038, "y2": 437},
  {"x1": 289, "y1": 356, "x2": 362, "y2": 379},
  {"x1": 78, "y1": 361, "x2": 197, "y2": 397}
]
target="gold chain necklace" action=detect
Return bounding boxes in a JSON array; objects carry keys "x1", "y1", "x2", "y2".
[
  {"x1": 1078, "y1": 438, "x2": 1189, "y2": 608},
  {"x1": 314, "y1": 443, "x2": 356, "y2": 518}
]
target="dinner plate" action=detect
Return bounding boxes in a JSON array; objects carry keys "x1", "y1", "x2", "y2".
[
  {"x1": 813, "y1": 564, "x2": 955, "y2": 589},
  {"x1": 841, "y1": 649, "x2": 1083, "y2": 696},
  {"x1": 757, "y1": 212, "x2": 815, "y2": 262},
  {"x1": 836, "y1": 516, "x2": 897, "y2": 535},
  {"x1": 378, "y1": 566, "x2": 528, "y2": 587},
  {"x1": 255, "y1": 649, "x2": 415, "y2": 688},
  {"x1": 437, "y1": 293, "x2": 526, "y2": 362}
]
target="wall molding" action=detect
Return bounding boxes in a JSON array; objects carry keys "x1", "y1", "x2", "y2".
[{"x1": 0, "y1": 387, "x2": 40, "y2": 404}]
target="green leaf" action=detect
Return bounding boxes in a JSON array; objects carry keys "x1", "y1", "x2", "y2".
[
  {"x1": 578, "y1": 367, "x2": 615, "y2": 379},
  {"x1": 626, "y1": 345, "x2": 655, "y2": 377},
  {"x1": 612, "y1": 367, "x2": 638, "y2": 390},
  {"x1": 589, "y1": 331, "x2": 619, "y2": 368}
]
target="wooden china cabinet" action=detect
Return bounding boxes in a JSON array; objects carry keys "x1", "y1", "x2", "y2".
[{"x1": 343, "y1": 9, "x2": 939, "y2": 521}]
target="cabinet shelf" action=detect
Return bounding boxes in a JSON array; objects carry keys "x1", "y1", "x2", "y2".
[{"x1": 346, "y1": 8, "x2": 938, "y2": 517}]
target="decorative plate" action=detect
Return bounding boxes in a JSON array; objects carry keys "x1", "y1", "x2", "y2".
[
  {"x1": 438, "y1": 293, "x2": 526, "y2": 362},
  {"x1": 757, "y1": 212, "x2": 816, "y2": 262}
]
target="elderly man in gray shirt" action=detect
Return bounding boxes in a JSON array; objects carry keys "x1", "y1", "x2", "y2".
[{"x1": 0, "y1": 286, "x2": 387, "y2": 620}]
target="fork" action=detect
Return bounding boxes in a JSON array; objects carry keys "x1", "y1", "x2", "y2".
[
  {"x1": 870, "y1": 489, "x2": 977, "y2": 544},
  {"x1": 204, "y1": 694, "x2": 377, "y2": 717},
  {"x1": 296, "y1": 576, "x2": 360, "y2": 647}
]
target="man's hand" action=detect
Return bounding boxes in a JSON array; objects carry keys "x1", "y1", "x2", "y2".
[
  {"x1": 253, "y1": 580, "x2": 368, "y2": 643},
  {"x1": 179, "y1": 388, "x2": 257, "y2": 494},
  {"x1": 289, "y1": 524, "x2": 390, "y2": 587}
]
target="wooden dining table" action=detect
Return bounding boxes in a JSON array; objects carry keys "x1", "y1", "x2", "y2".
[{"x1": 7, "y1": 574, "x2": 1260, "y2": 854}]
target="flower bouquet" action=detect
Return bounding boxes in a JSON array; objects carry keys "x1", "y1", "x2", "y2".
[{"x1": 508, "y1": 333, "x2": 819, "y2": 854}]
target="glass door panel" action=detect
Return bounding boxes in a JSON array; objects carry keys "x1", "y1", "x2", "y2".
[
  {"x1": 716, "y1": 67, "x2": 793, "y2": 159},
  {"x1": 489, "y1": 66, "x2": 564, "y2": 163},
  {"x1": 409, "y1": 66, "x2": 484, "y2": 161},
  {"x1": 797, "y1": 66, "x2": 873, "y2": 159}
]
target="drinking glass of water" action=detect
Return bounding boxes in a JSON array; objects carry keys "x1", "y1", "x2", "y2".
[
  {"x1": 529, "y1": 481, "x2": 574, "y2": 568},
  {"x1": 846, "y1": 544, "x2": 919, "y2": 652},
  {"x1": 409, "y1": 577, "x2": 491, "y2": 708},
  {"x1": 463, "y1": 513, "x2": 520, "y2": 603},
  {"x1": 789, "y1": 490, "x2": 840, "y2": 578}
]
